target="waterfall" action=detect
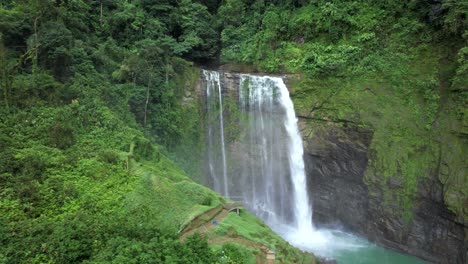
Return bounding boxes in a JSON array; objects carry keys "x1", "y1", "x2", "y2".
[
  {"x1": 203, "y1": 70, "x2": 313, "y2": 232},
  {"x1": 239, "y1": 75, "x2": 314, "y2": 233},
  {"x1": 203, "y1": 70, "x2": 229, "y2": 196},
  {"x1": 273, "y1": 76, "x2": 314, "y2": 233}
]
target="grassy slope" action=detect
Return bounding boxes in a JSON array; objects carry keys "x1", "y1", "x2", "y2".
[{"x1": 213, "y1": 212, "x2": 314, "y2": 263}]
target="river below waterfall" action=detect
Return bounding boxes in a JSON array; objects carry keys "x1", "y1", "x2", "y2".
[
  {"x1": 202, "y1": 70, "x2": 426, "y2": 264},
  {"x1": 270, "y1": 223, "x2": 426, "y2": 263}
]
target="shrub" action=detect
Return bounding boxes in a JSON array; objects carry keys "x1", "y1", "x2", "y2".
[{"x1": 48, "y1": 123, "x2": 75, "y2": 149}]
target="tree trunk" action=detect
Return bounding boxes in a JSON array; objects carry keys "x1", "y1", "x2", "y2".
[
  {"x1": 143, "y1": 76, "x2": 152, "y2": 127},
  {"x1": 2, "y1": 72, "x2": 10, "y2": 113},
  {"x1": 0, "y1": 42, "x2": 10, "y2": 112},
  {"x1": 32, "y1": 15, "x2": 41, "y2": 74}
]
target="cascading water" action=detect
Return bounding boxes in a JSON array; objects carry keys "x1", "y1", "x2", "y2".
[
  {"x1": 202, "y1": 70, "x2": 426, "y2": 264},
  {"x1": 275, "y1": 77, "x2": 314, "y2": 234},
  {"x1": 238, "y1": 75, "x2": 314, "y2": 234},
  {"x1": 202, "y1": 70, "x2": 229, "y2": 197},
  {"x1": 203, "y1": 70, "x2": 315, "y2": 234},
  {"x1": 237, "y1": 76, "x2": 292, "y2": 224}
]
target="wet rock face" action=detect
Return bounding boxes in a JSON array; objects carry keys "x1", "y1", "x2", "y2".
[
  {"x1": 365, "y1": 171, "x2": 467, "y2": 264},
  {"x1": 302, "y1": 124, "x2": 467, "y2": 264},
  {"x1": 303, "y1": 126, "x2": 371, "y2": 233}
]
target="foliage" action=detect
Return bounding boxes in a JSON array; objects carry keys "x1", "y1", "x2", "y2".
[
  {"x1": 0, "y1": 93, "x2": 224, "y2": 262},
  {"x1": 1, "y1": 0, "x2": 466, "y2": 261},
  {"x1": 213, "y1": 211, "x2": 313, "y2": 263},
  {"x1": 0, "y1": 1, "x2": 225, "y2": 262},
  {"x1": 213, "y1": 243, "x2": 255, "y2": 264}
]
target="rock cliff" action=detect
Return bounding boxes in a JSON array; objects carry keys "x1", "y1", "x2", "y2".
[{"x1": 302, "y1": 123, "x2": 467, "y2": 263}]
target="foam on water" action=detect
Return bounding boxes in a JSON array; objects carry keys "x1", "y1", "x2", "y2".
[{"x1": 270, "y1": 223, "x2": 425, "y2": 263}]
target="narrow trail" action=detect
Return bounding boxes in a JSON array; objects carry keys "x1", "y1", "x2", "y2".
[
  {"x1": 180, "y1": 202, "x2": 242, "y2": 240},
  {"x1": 180, "y1": 206, "x2": 230, "y2": 241},
  {"x1": 179, "y1": 202, "x2": 315, "y2": 264},
  {"x1": 179, "y1": 203, "x2": 265, "y2": 249}
]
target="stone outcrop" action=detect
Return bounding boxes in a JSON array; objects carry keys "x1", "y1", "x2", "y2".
[
  {"x1": 302, "y1": 126, "x2": 371, "y2": 233},
  {"x1": 302, "y1": 124, "x2": 467, "y2": 264}
]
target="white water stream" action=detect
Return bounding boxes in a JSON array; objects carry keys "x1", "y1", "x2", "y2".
[
  {"x1": 203, "y1": 70, "x2": 229, "y2": 197},
  {"x1": 238, "y1": 74, "x2": 331, "y2": 255},
  {"x1": 239, "y1": 75, "x2": 314, "y2": 233}
]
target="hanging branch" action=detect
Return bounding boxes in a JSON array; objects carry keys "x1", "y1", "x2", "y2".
[{"x1": 32, "y1": 6, "x2": 43, "y2": 74}]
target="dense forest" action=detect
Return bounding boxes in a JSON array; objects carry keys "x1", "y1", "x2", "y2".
[{"x1": 0, "y1": 0, "x2": 466, "y2": 263}]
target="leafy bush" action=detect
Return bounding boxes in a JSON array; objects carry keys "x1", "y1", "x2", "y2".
[
  {"x1": 11, "y1": 74, "x2": 61, "y2": 108},
  {"x1": 48, "y1": 123, "x2": 75, "y2": 149},
  {"x1": 301, "y1": 44, "x2": 361, "y2": 76},
  {"x1": 215, "y1": 243, "x2": 253, "y2": 264}
]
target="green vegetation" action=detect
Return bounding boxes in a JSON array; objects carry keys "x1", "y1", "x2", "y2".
[
  {"x1": 211, "y1": 211, "x2": 313, "y2": 263},
  {"x1": 0, "y1": 0, "x2": 317, "y2": 263},
  {"x1": 211, "y1": 243, "x2": 257, "y2": 264},
  {"x1": 0, "y1": 91, "x2": 222, "y2": 262},
  {"x1": 1, "y1": 0, "x2": 466, "y2": 262}
]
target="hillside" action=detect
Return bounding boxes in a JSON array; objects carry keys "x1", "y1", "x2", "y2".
[
  {"x1": 1, "y1": 0, "x2": 466, "y2": 263},
  {"x1": 0, "y1": 1, "x2": 315, "y2": 263},
  {"x1": 0, "y1": 87, "x2": 313, "y2": 262}
]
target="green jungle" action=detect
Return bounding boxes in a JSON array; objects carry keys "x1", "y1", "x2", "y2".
[{"x1": 0, "y1": 0, "x2": 466, "y2": 263}]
